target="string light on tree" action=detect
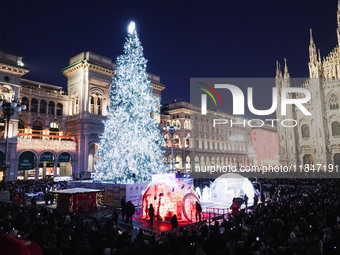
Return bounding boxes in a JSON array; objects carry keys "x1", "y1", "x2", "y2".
[{"x1": 94, "y1": 21, "x2": 165, "y2": 184}]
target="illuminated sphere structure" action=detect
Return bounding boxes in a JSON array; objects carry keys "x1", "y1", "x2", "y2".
[
  {"x1": 210, "y1": 173, "x2": 255, "y2": 206},
  {"x1": 138, "y1": 177, "x2": 200, "y2": 222}
]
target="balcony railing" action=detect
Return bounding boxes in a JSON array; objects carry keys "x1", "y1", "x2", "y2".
[
  {"x1": 17, "y1": 132, "x2": 75, "y2": 141},
  {"x1": 17, "y1": 133, "x2": 76, "y2": 152}
]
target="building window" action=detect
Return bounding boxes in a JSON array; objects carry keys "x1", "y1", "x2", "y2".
[
  {"x1": 301, "y1": 124, "x2": 310, "y2": 138},
  {"x1": 97, "y1": 98, "x2": 102, "y2": 115},
  {"x1": 329, "y1": 94, "x2": 339, "y2": 110},
  {"x1": 40, "y1": 100, "x2": 47, "y2": 114},
  {"x1": 48, "y1": 101, "x2": 55, "y2": 115},
  {"x1": 75, "y1": 97, "x2": 79, "y2": 114},
  {"x1": 31, "y1": 98, "x2": 38, "y2": 112},
  {"x1": 90, "y1": 96, "x2": 95, "y2": 114},
  {"x1": 32, "y1": 120, "x2": 43, "y2": 138},
  {"x1": 21, "y1": 97, "x2": 29, "y2": 111},
  {"x1": 49, "y1": 122, "x2": 59, "y2": 136},
  {"x1": 18, "y1": 119, "x2": 25, "y2": 132},
  {"x1": 57, "y1": 103, "x2": 63, "y2": 116},
  {"x1": 332, "y1": 121, "x2": 340, "y2": 136}
]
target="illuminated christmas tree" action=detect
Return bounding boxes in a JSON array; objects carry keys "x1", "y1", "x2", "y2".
[{"x1": 94, "y1": 22, "x2": 165, "y2": 183}]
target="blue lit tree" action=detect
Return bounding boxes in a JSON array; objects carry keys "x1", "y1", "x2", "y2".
[{"x1": 94, "y1": 22, "x2": 165, "y2": 183}]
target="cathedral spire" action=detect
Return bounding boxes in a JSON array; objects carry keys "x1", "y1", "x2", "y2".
[
  {"x1": 276, "y1": 61, "x2": 282, "y2": 78},
  {"x1": 310, "y1": 28, "x2": 314, "y2": 44},
  {"x1": 309, "y1": 28, "x2": 317, "y2": 63},
  {"x1": 284, "y1": 58, "x2": 290, "y2": 78},
  {"x1": 337, "y1": 0, "x2": 340, "y2": 44}
]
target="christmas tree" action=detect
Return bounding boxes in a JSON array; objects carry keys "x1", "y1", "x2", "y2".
[{"x1": 94, "y1": 22, "x2": 165, "y2": 184}]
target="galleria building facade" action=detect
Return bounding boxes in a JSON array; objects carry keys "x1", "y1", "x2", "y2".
[{"x1": 0, "y1": 50, "x2": 277, "y2": 181}]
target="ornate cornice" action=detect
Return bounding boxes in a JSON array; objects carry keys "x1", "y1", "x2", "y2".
[
  {"x1": 0, "y1": 63, "x2": 29, "y2": 75},
  {"x1": 63, "y1": 61, "x2": 114, "y2": 77}
]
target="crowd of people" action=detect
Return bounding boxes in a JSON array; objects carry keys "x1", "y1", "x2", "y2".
[
  {"x1": 0, "y1": 179, "x2": 339, "y2": 254},
  {"x1": 0, "y1": 180, "x2": 67, "y2": 203}
]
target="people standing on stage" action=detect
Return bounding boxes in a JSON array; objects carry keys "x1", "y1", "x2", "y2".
[
  {"x1": 121, "y1": 196, "x2": 126, "y2": 220},
  {"x1": 195, "y1": 201, "x2": 202, "y2": 221},
  {"x1": 125, "y1": 201, "x2": 135, "y2": 224},
  {"x1": 170, "y1": 214, "x2": 178, "y2": 230},
  {"x1": 148, "y1": 204, "x2": 154, "y2": 226},
  {"x1": 112, "y1": 208, "x2": 118, "y2": 226}
]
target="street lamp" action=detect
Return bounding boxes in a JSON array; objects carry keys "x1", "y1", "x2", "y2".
[
  {"x1": 0, "y1": 98, "x2": 26, "y2": 182},
  {"x1": 163, "y1": 123, "x2": 180, "y2": 172}
]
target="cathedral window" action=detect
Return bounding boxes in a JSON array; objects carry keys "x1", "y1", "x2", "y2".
[
  {"x1": 331, "y1": 121, "x2": 340, "y2": 136},
  {"x1": 301, "y1": 124, "x2": 310, "y2": 139},
  {"x1": 329, "y1": 94, "x2": 339, "y2": 110}
]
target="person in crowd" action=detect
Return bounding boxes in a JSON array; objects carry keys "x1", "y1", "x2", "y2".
[
  {"x1": 148, "y1": 204, "x2": 154, "y2": 226},
  {"x1": 244, "y1": 193, "x2": 248, "y2": 208},
  {"x1": 121, "y1": 196, "x2": 126, "y2": 220},
  {"x1": 44, "y1": 192, "x2": 49, "y2": 205},
  {"x1": 125, "y1": 201, "x2": 135, "y2": 224},
  {"x1": 170, "y1": 214, "x2": 178, "y2": 230},
  {"x1": 112, "y1": 208, "x2": 118, "y2": 226},
  {"x1": 230, "y1": 200, "x2": 240, "y2": 214},
  {"x1": 253, "y1": 193, "x2": 259, "y2": 207},
  {"x1": 195, "y1": 201, "x2": 202, "y2": 221},
  {"x1": 30, "y1": 196, "x2": 36, "y2": 206}
]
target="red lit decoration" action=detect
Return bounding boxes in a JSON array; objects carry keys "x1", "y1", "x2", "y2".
[{"x1": 138, "y1": 177, "x2": 200, "y2": 222}]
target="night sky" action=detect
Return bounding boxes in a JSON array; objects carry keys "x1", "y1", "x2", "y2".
[{"x1": 1, "y1": 0, "x2": 338, "y2": 103}]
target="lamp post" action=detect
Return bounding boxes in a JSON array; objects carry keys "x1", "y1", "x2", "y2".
[
  {"x1": 0, "y1": 98, "x2": 26, "y2": 182},
  {"x1": 163, "y1": 123, "x2": 180, "y2": 172}
]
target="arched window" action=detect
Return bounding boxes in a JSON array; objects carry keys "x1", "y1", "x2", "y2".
[
  {"x1": 174, "y1": 135, "x2": 180, "y2": 148},
  {"x1": 97, "y1": 98, "x2": 102, "y2": 115},
  {"x1": 71, "y1": 97, "x2": 75, "y2": 115},
  {"x1": 32, "y1": 120, "x2": 43, "y2": 138},
  {"x1": 57, "y1": 103, "x2": 63, "y2": 116},
  {"x1": 175, "y1": 155, "x2": 182, "y2": 169},
  {"x1": 329, "y1": 94, "x2": 339, "y2": 110},
  {"x1": 332, "y1": 121, "x2": 340, "y2": 136},
  {"x1": 90, "y1": 96, "x2": 95, "y2": 114},
  {"x1": 48, "y1": 101, "x2": 55, "y2": 115},
  {"x1": 75, "y1": 96, "x2": 79, "y2": 114},
  {"x1": 21, "y1": 97, "x2": 29, "y2": 111},
  {"x1": 301, "y1": 124, "x2": 310, "y2": 138},
  {"x1": 18, "y1": 119, "x2": 25, "y2": 132},
  {"x1": 31, "y1": 98, "x2": 38, "y2": 112},
  {"x1": 185, "y1": 134, "x2": 190, "y2": 148},
  {"x1": 40, "y1": 100, "x2": 47, "y2": 114},
  {"x1": 49, "y1": 122, "x2": 59, "y2": 136}
]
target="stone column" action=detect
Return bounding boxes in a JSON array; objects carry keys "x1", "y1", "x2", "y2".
[{"x1": 35, "y1": 163, "x2": 39, "y2": 180}]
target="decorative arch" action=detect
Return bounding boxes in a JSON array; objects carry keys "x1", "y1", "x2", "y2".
[{"x1": 328, "y1": 93, "x2": 339, "y2": 110}]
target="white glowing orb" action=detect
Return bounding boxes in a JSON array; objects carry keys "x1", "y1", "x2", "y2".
[
  {"x1": 210, "y1": 173, "x2": 255, "y2": 206},
  {"x1": 128, "y1": 21, "x2": 136, "y2": 34}
]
